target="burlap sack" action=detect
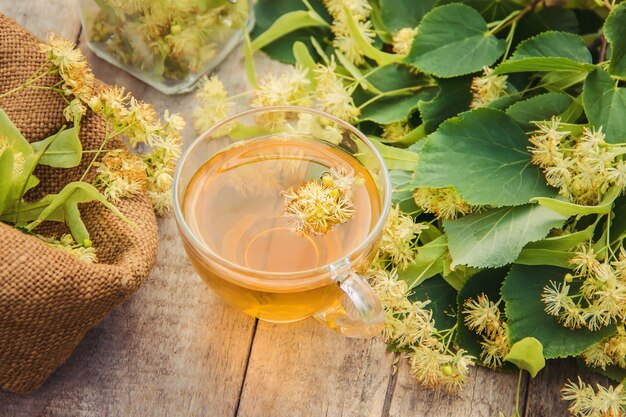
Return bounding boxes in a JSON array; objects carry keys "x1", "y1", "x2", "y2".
[{"x1": 0, "y1": 14, "x2": 158, "y2": 393}]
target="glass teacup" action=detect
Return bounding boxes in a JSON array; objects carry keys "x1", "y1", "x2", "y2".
[{"x1": 173, "y1": 106, "x2": 391, "y2": 337}]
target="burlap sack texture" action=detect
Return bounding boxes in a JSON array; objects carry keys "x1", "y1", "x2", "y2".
[{"x1": 0, "y1": 14, "x2": 158, "y2": 392}]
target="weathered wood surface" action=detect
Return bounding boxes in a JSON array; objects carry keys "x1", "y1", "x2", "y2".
[{"x1": 0, "y1": 2, "x2": 610, "y2": 416}]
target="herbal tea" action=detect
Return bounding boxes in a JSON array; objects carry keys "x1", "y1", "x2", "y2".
[{"x1": 182, "y1": 135, "x2": 381, "y2": 321}]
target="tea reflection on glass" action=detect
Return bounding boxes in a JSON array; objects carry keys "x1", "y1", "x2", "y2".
[{"x1": 173, "y1": 107, "x2": 391, "y2": 337}]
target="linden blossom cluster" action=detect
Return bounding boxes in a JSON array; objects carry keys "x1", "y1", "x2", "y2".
[
  {"x1": 542, "y1": 246, "x2": 626, "y2": 332},
  {"x1": 39, "y1": 36, "x2": 183, "y2": 215},
  {"x1": 282, "y1": 167, "x2": 356, "y2": 236},
  {"x1": 463, "y1": 295, "x2": 511, "y2": 369},
  {"x1": 192, "y1": 60, "x2": 360, "y2": 134},
  {"x1": 529, "y1": 118, "x2": 626, "y2": 205},
  {"x1": 562, "y1": 378, "x2": 626, "y2": 417},
  {"x1": 368, "y1": 268, "x2": 475, "y2": 392}
]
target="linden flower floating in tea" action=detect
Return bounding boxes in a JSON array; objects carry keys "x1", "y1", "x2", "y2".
[{"x1": 282, "y1": 166, "x2": 357, "y2": 236}]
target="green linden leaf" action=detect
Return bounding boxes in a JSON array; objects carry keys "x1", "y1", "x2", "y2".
[
  {"x1": 444, "y1": 204, "x2": 567, "y2": 269},
  {"x1": 0, "y1": 108, "x2": 33, "y2": 156},
  {"x1": 504, "y1": 337, "x2": 546, "y2": 378},
  {"x1": 30, "y1": 126, "x2": 82, "y2": 168},
  {"x1": 363, "y1": 64, "x2": 427, "y2": 93},
  {"x1": 405, "y1": 3, "x2": 505, "y2": 78},
  {"x1": 505, "y1": 92, "x2": 574, "y2": 132},
  {"x1": 389, "y1": 169, "x2": 419, "y2": 213},
  {"x1": 380, "y1": 0, "x2": 437, "y2": 32},
  {"x1": 418, "y1": 76, "x2": 473, "y2": 134},
  {"x1": 524, "y1": 225, "x2": 596, "y2": 251},
  {"x1": 360, "y1": 93, "x2": 429, "y2": 124},
  {"x1": 456, "y1": 267, "x2": 513, "y2": 367},
  {"x1": 501, "y1": 264, "x2": 617, "y2": 359},
  {"x1": 514, "y1": 249, "x2": 574, "y2": 268},
  {"x1": 458, "y1": 0, "x2": 522, "y2": 21},
  {"x1": 410, "y1": 276, "x2": 457, "y2": 331},
  {"x1": 25, "y1": 182, "x2": 135, "y2": 246},
  {"x1": 251, "y1": 0, "x2": 331, "y2": 64},
  {"x1": 583, "y1": 68, "x2": 626, "y2": 144},
  {"x1": 0, "y1": 149, "x2": 15, "y2": 216},
  {"x1": 251, "y1": 10, "x2": 330, "y2": 50},
  {"x1": 604, "y1": 1, "x2": 626, "y2": 78},
  {"x1": 413, "y1": 108, "x2": 557, "y2": 207},
  {"x1": 399, "y1": 235, "x2": 449, "y2": 288},
  {"x1": 494, "y1": 31, "x2": 593, "y2": 75},
  {"x1": 369, "y1": 139, "x2": 419, "y2": 171},
  {"x1": 532, "y1": 185, "x2": 621, "y2": 217}
]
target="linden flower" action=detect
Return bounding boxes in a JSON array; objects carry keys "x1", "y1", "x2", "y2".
[
  {"x1": 313, "y1": 60, "x2": 360, "y2": 122},
  {"x1": 324, "y1": 0, "x2": 374, "y2": 65},
  {"x1": 582, "y1": 327, "x2": 626, "y2": 370},
  {"x1": 282, "y1": 167, "x2": 356, "y2": 236},
  {"x1": 562, "y1": 378, "x2": 626, "y2": 417},
  {"x1": 62, "y1": 98, "x2": 86, "y2": 123},
  {"x1": 413, "y1": 187, "x2": 478, "y2": 220},
  {"x1": 251, "y1": 65, "x2": 312, "y2": 108},
  {"x1": 530, "y1": 120, "x2": 625, "y2": 205},
  {"x1": 470, "y1": 67, "x2": 508, "y2": 109},
  {"x1": 40, "y1": 35, "x2": 94, "y2": 101},
  {"x1": 462, "y1": 294, "x2": 510, "y2": 369},
  {"x1": 193, "y1": 75, "x2": 235, "y2": 134},
  {"x1": 528, "y1": 117, "x2": 570, "y2": 168},
  {"x1": 382, "y1": 122, "x2": 410, "y2": 143},
  {"x1": 36, "y1": 234, "x2": 98, "y2": 263},
  {"x1": 463, "y1": 294, "x2": 502, "y2": 337},
  {"x1": 542, "y1": 245, "x2": 626, "y2": 331},
  {"x1": 409, "y1": 346, "x2": 475, "y2": 392},
  {"x1": 392, "y1": 28, "x2": 416, "y2": 55},
  {"x1": 378, "y1": 205, "x2": 427, "y2": 270},
  {"x1": 95, "y1": 149, "x2": 147, "y2": 202}
]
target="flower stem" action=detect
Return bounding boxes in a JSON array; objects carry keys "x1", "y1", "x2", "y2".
[
  {"x1": 357, "y1": 85, "x2": 434, "y2": 110},
  {"x1": 0, "y1": 67, "x2": 55, "y2": 99}
]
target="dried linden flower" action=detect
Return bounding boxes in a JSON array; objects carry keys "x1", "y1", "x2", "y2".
[
  {"x1": 95, "y1": 149, "x2": 147, "y2": 201},
  {"x1": 282, "y1": 166, "x2": 356, "y2": 236},
  {"x1": 36, "y1": 234, "x2": 98, "y2": 263}
]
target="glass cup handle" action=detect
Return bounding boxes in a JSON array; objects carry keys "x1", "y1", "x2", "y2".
[{"x1": 314, "y1": 272, "x2": 384, "y2": 338}]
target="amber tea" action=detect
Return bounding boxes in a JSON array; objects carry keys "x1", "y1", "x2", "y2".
[{"x1": 182, "y1": 135, "x2": 381, "y2": 322}]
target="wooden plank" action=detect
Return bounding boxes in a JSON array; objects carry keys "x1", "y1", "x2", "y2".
[
  {"x1": 236, "y1": 319, "x2": 395, "y2": 417},
  {"x1": 0, "y1": 0, "x2": 81, "y2": 41},
  {"x1": 524, "y1": 359, "x2": 611, "y2": 417},
  {"x1": 387, "y1": 362, "x2": 527, "y2": 417}
]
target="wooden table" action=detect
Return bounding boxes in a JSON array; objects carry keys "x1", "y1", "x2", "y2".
[{"x1": 0, "y1": 2, "x2": 607, "y2": 416}]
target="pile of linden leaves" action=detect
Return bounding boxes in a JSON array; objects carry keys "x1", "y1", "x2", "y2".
[
  {"x1": 193, "y1": 0, "x2": 626, "y2": 415},
  {"x1": 0, "y1": 35, "x2": 182, "y2": 262}
]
